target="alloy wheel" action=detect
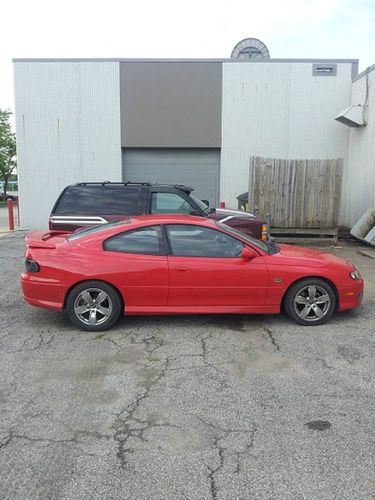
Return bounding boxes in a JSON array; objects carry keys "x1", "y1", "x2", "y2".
[
  {"x1": 293, "y1": 284, "x2": 331, "y2": 322},
  {"x1": 73, "y1": 287, "x2": 113, "y2": 326}
]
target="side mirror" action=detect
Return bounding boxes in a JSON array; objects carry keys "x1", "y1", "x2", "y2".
[{"x1": 241, "y1": 247, "x2": 257, "y2": 260}]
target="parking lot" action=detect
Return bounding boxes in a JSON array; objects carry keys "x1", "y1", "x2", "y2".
[
  {"x1": 1, "y1": 231, "x2": 375, "y2": 499},
  {"x1": 0, "y1": 206, "x2": 10, "y2": 233}
]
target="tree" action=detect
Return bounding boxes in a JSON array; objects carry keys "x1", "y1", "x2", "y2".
[{"x1": 0, "y1": 109, "x2": 17, "y2": 199}]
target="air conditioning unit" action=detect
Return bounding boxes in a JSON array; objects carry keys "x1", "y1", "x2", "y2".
[{"x1": 335, "y1": 105, "x2": 367, "y2": 127}]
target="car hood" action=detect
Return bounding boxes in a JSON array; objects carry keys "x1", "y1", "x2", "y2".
[
  {"x1": 276, "y1": 243, "x2": 354, "y2": 269},
  {"x1": 210, "y1": 208, "x2": 262, "y2": 221}
]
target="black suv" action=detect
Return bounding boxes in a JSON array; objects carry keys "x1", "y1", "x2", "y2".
[{"x1": 49, "y1": 182, "x2": 267, "y2": 239}]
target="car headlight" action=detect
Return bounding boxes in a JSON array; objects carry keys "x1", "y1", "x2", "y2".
[{"x1": 349, "y1": 270, "x2": 362, "y2": 280}]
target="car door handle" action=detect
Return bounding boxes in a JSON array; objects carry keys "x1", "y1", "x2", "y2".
[{"x1": 176, "y1": 268, "x2": 189, "y2": 272}]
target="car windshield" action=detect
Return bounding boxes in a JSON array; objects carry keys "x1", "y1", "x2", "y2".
[
  {"x1": 67, "y1": 220, "x2": 130, "y2": 241},
  {"x1": 216, "y1": 221, "x2": 271, "y2": 254},
  {"x1": 189, "y1": 193, "x2": 211, "y2": 214}
]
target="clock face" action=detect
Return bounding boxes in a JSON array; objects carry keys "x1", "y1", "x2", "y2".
[{"x1": 231, "y1": 38, "x2": 270, "y2": 60}]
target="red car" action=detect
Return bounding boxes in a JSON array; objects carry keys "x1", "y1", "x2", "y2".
[{"x1": 21, "y1": 215, "x2": 363, "y2": 331}]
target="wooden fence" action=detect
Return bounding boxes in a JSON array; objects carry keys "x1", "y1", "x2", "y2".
[{"x1": 248, "y1": 157, "x2": 343, "y2": 229}]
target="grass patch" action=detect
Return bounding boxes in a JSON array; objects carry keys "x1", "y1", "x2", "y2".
[
  {"x1": 94, "y1": 333, "x2": 105, "y2": 340},
  {"x1": 148, "y1": 356, "x2": 160, "y2": 362}
]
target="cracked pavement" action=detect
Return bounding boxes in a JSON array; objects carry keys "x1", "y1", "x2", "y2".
[{"x1": 1, "y1": 232, "x2": 375, "y2": 499}]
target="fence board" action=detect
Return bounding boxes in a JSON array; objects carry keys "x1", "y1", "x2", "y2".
[{"x1": 249, "y1": 157, "x2": 343, "y2": 229}]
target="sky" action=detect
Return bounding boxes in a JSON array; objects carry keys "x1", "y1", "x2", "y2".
[{"x1": 1, "y1": 0, "x2": 374, "y2": 114}]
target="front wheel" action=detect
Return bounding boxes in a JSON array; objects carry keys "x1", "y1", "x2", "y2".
[
  {"x1": 284, "y1": 278, "x2": 336, "y2": 326},
  {"x1": 66, "y1": 281, "x2": 122, "y2": 331}
]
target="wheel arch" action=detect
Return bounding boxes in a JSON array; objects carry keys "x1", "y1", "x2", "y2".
[
  {"x1": 281, "y1": 276, "x2": 339, "y2": 312},
  {"x1": 63, "y1": 279, "x2": 125, "y2": 311}
]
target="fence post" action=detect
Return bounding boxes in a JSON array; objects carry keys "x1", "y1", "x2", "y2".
[
  {"x1": 7, "y1": 199, "x2": 14, "y2": 231},
  {"x1": 266, "y1": 213, "x2": 272, "y2": 239}
]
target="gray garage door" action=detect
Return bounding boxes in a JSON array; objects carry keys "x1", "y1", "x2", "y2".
[{"x1": 122, "y1": 149, "x2": 220, "y2": 207}]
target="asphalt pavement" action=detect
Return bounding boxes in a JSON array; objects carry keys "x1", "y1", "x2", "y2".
[
  {"x1": 0, "y1": 206, "x2": 9, "y2": 232},
  {"x1": 0, "y1": 205, "x2": 20, "y2": 233},
  {"x1": 1, "y1": 232, "x2": 375, "y2": 499}
]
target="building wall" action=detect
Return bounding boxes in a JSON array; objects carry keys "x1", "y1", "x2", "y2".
[
  {"x1": 220, "y1": 62, "x2": 353, "y2": 208},
  {"x1": 120, "y1": 62, "x2": 222, "y2": 148},
  {"x1": 13, "y1": 58, "x2": 361, "y2": 230},
  {"x1": 341, "y1": 67, "x2": 375, "y2": 226},
  {"x1": 14, "y1": 62, "x2": 122, "y2": 229}
]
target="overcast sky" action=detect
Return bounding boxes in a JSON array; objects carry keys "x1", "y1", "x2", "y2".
[{"x1": 1, "y1": 0, "x2": 374, "y2": 113}]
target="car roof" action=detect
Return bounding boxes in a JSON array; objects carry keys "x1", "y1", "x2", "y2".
[{"x1": 66, "y1": 215, "x2": 220, "y2": 242}]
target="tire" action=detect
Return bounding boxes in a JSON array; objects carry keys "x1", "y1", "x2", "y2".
[
  {"x1": 66, "y1": 280, "x2": 122, "y2": 331},
  {"x1": 284, "y1": 278, "x2": 336, "y2": 326}
]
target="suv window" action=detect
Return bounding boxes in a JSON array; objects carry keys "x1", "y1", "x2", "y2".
[
  {"x1": 166, "y1": 224, "x2": 244, "y2": 257},
  {"x1": 151, "y1": 192, "x2": 193, "y2": 214},
  {"x1": 55, "y1": 186, "x2": 143, "y2": 215},
  {"x1": 104, "y1": 226, "x2": 164, "y2": 255}
]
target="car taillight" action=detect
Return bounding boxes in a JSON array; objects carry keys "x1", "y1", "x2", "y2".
[
  {"x1": 25, "y1": 259, "x2": 40, "y2": 273},
  {"x1": 261, "y1": 224, "x2": 268, "y2": 241}
]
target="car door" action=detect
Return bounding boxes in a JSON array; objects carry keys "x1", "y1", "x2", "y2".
[
  {"x1": 102, "y1": 225, "x2": 169, "y2": 309},
  {"x1": 164, "y1": 224, "x2": 269, "y2": 308}
]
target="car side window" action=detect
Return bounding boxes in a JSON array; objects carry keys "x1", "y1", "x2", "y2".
[
  {"x1": 166, "y1": 224, "x2": 244, "y2": 258},
  {"x1": 103, "y1": 226, "x2": 164, "y2": 255},
  {"x1": 151, "y1": 193, "x2": 193, "y2": 214}
]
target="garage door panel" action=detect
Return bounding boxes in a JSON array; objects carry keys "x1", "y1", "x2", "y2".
[{"x1": 123, "y1": 149, "x2": 220, "y2": 206}]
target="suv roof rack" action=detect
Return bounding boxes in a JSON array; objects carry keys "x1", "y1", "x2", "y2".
[
  {"x1": 76, "y1": 181, "x2": 152, "y2": 186},
  {"x1": 174, "y1": 184, "x2": 193, "y2": 191},
  {"x1": 74, "y1": 181, "x2": 194, "y2": 191},
  {"x1": 149, "y1": 183, "x2": 194, "y2": 192}
]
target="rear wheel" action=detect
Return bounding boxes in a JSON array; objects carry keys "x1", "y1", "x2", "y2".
[
  {"x1": 66, "y1": 281, "x2": 122, "y2": 331},
  {"x1": 284, "y1": 278, "x2": 336, "y2": 326}
]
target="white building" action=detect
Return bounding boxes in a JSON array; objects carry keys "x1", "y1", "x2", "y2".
[{"x1": 13, "y1": 40, "x2": 374, "y2": 230}]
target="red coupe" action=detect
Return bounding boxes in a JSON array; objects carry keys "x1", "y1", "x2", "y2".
[{"x1": 21, "y1": 215, "x2": 363, "y2": 331}]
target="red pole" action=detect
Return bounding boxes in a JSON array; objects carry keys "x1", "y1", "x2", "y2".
[
  {"x1": 7, "y1": 199, "x2": 14, "y2": 231},
  {"x1": 219, "y1": 201, "x2": 226, "y2": 208}
]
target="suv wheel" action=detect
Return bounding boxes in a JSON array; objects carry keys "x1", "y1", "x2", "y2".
[{"x1": 66, "y1": 281, "x2": 122, "y2": 331}]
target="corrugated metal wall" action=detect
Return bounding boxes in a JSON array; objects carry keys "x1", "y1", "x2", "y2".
[
  {"x1": 13, "y1": 58, "x2": 362, "y2": 229},
  {"x1": 220, "y1": 62, "x2": 353, "y2": 209},
  {"x1": 341, "y1": 68, "x2": 375, "y2": 226},
  {"x1": 14, "y1": 62, "x2": 122, "y2": 229}
]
